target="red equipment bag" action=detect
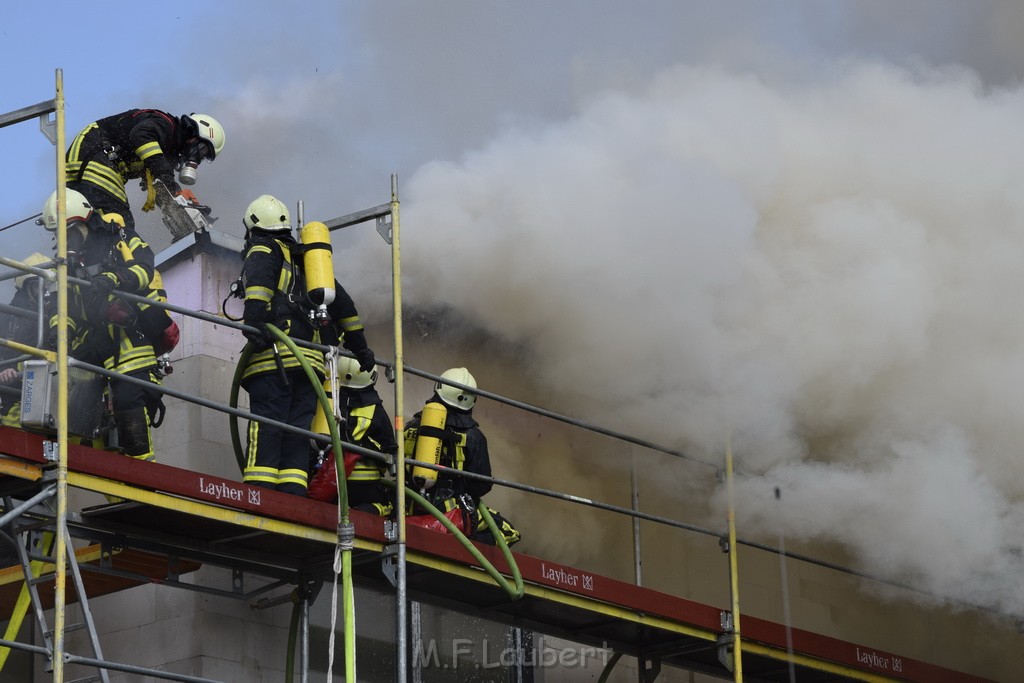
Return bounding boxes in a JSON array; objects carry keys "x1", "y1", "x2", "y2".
[
  {"x1": 407, "y1": 508, "x2": 471, "y2": 535},
  {"x1": 306, "y1": 449, "x2": 361, "y2": 502}
]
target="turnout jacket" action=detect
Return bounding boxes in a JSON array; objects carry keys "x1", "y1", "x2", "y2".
[
  {"x1": 241, "y1": 230, "x2": 370, "y2": 381},
  {"x1": 341, "y1": 386, "x2": 397, "y2": 481},
  {"x1": 404, "y1": 403, "x2": 493, "y2": 507},
  {"x1": 61, "y1": 227, "x2": 158, "y2": 374},
  {"x1": 66, "y1": 109, "x2": 185, "y2": 203}
]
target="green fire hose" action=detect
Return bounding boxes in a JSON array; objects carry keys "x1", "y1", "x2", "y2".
[{"x1": 229, "y1": 324, "x2": 355, "y2": 681}]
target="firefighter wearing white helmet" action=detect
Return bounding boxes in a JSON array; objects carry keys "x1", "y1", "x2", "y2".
[
  {"x1": 404, "y1": 367, "x2": 520, "y2": 546},
  {"x1": 307, "y1": 355, "x2": 396, "y2": 514},
  {"x1": 65, "y1": 108, "x2": 226, "y2": 231},
  {"x1": 36, "y1": 189, "x2": 168, "y2": 462},
  {"x1": 435, "y1": 367, "x2": 478, "y2": 411},
  {"x1": 239, "y1": 194, "x2": 377, "y2": 496}
]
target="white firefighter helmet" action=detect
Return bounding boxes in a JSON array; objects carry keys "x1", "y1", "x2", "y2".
[
  {"x1": 184, "y1": 113, "x2": 225, "y2": 159},
  {"x1": 436, "y1": 367, "x2": 477, "y2": 411},
  {"x1": 15, "y1": 252, "x2": 51, "y2": 290},
  {"x1": 338, "y1": 355, "x2": 376, "y2": 389},
  {"x1": 41, "y1": 189, "x2": 93, "y2": 231},
  {"x1": 243, "y1": 194, "x2": 291, "y2": 233}
]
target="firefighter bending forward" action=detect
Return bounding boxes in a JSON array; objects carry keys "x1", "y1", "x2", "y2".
[
  {"x1": 239, "y1": 195, "x2": 376, "y2": 496},
  {"x1": 66, "y1": 108, "x2": 225, "y2": 231}
]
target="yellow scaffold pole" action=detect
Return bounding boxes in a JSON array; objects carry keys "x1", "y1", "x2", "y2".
[
  {"x1": 389, "y1": 174, "x2": 411, "y2": 682},
  {"x1": 53, "y1": 66, "x2": 70, "y2": 683},
  {"x1": 726, "y1": 435, "x2": 743, "y2": 681}
]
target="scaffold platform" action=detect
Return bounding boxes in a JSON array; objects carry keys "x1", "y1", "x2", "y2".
[{"x1": 0, "y1": 425, "x2": 994, "y2": 683}]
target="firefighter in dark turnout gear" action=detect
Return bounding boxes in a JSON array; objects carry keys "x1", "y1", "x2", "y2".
[
  {"x1": 0, "y1": 253, "x2": 52, "y2": 426},
  {"x1": 66, "y1": 109, "x2": 225, "y2": 230},
  {"x1": 405, "y1": 368, "x2": 520, "y2": 546},
  {"x1": 240, "y1": 194, "x2": 376, "y2": 496},
  {"x1": 40, "y1": 189, "x2": 166, "y2": 462},
  {"x1": 307, "y1": 355, "x2": 396, "y2": 514}
]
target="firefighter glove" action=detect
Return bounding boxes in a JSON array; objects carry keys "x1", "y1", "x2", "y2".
[
  {"x1": 89, "y1": 274, "x2": 117, "y2": 299},
  {"x1": 355, "y1": 347, "x2": 376, "y2": 373},
  {"x1": 243, "y1": 323, "x2": 274, "y2": 352}
]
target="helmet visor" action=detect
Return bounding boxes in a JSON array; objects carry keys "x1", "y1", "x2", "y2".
[{"x1": 185, "y1": 139, "x2": 215, "y2": 165}]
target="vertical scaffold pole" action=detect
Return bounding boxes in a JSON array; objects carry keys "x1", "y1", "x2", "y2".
[
  {"x1": 389, "y1": 174, "x2": 409, "y2": 682},
  {"x1": 726, "y1": 436, "x2": 743, "y2": 681},
  {"x1": 53, "y1": 66, "x2": 70, "y2": 683},
  {"x1": 630, "y1": 451, "x2": 643, "y2": 586}
]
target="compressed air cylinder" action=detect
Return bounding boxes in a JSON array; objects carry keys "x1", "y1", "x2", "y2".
[
  {"x1": 310, "y1": 378, "x2": 333, "y2": 440},
  {"x1": 411, "y1": 401, "x2": 448, "y2": 490},
  {"x1": 300, "y1": 221, "x2": 335, "y2": 307}
]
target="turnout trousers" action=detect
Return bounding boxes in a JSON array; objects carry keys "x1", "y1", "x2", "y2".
[{"x1": 243, "y1": 370, "x2": 318, "y2": 495}]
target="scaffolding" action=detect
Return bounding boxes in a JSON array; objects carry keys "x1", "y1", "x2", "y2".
[{"x1": 0, "y1": 69, "x2": 1005, "y2": 683}]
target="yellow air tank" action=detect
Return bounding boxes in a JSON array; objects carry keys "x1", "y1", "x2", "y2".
[
  {"x1": 411, "y1": 401, "x2": 448, "y2": 490},
  {"x1": 300, "y1": 221, "x2": 335, "y2": 310},
  {"x1": 310, "y1": 378, "x2": 333, "y2": 440}
]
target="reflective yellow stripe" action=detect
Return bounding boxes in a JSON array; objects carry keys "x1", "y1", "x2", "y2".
[
  {"x1": 67, "y1": 123, "x2": 96, "y2": 161},
  {"x1": 245, "y1": 245, "x2": 272, "y2": 257},
  {"x1": 87, "y1": 160, "x2": 128, "y2": 184},
  {"x1": 242, "y1": 347, "x2": 323, "y2": 381},
  {"x1": 243, "y1": 468, "x2": 278, "y2": 486},
  {"x1": 81, "y1": 166, "x2": 128, "y2": 202},
  {"x1": 111, "y1": 358, "x2": 158, "y2": 375},
  {"x1": 128, "y1": 264, "x2": 152, "y2": 289},
  {"x1": 135, "y1": 141, "x2": 162, "y2": 160},
  {"x1": 246, "y1": 422, "x2": 260, "y2": 469},
  {"x1": 349, "y1": 405, "x2": 373, "y2": 442},
  {"x1": 246, "y1": 286, "x2": 274, "y2": 302},
  {"x1": 278, "y1": 468, "x2": 308, "y2": 487},
  {"x1": 349, "y1": 465, "x2": 382, "y2": 482},
  {"x1": 339, "y1": 315, "x2": 364, "y2": 332}
]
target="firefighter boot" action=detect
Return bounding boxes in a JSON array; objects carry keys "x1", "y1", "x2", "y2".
[
  {"x1": 106, "y1": 408, "x2": 153, "y2": 503},
  {"x1": 114, "y1": 408, "x2": 154, "y2": 462}
]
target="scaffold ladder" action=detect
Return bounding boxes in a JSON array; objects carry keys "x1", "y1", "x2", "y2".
[{"x1": 3, "y1": 494, "x2": 110, "y2": 683}]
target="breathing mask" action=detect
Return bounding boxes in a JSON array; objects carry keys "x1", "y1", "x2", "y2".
[{"x1": 178, "y1": 140, "x2": 214, "y2": 186}]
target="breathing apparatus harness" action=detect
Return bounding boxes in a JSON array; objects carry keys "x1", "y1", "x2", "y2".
[
  {"x1": 223, "y1": 222, "x2": 335, "y2": 329},
  {"x1": 224, "y1": 222, "x2": 337, "y2": 389}
]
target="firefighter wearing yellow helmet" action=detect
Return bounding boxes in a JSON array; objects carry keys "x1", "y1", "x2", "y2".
[
  {"x1": 0, "y1": 253, "x2": 54, "y2": 427},
  {"x1": 65, "y1": 108, "x2": 225, "y2": 231},
  {"x1": 239, "y1": 194, "x2": 377, "y2": 496},
  {"x1": 307, "y1": 355, "x2": 396, "y2": 514},
  {"x1": 404, "y1": 368, "x2": 520, "y2": 546}
]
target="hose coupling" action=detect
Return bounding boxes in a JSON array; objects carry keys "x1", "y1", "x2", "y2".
[{"x1": 337, "y1": 522, "x2": 356, "y2": 551}]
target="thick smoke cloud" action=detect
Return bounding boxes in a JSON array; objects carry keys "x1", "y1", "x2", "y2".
[{"x1": 400, "y1": 62, "x2": 1024, "y2": 615}]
